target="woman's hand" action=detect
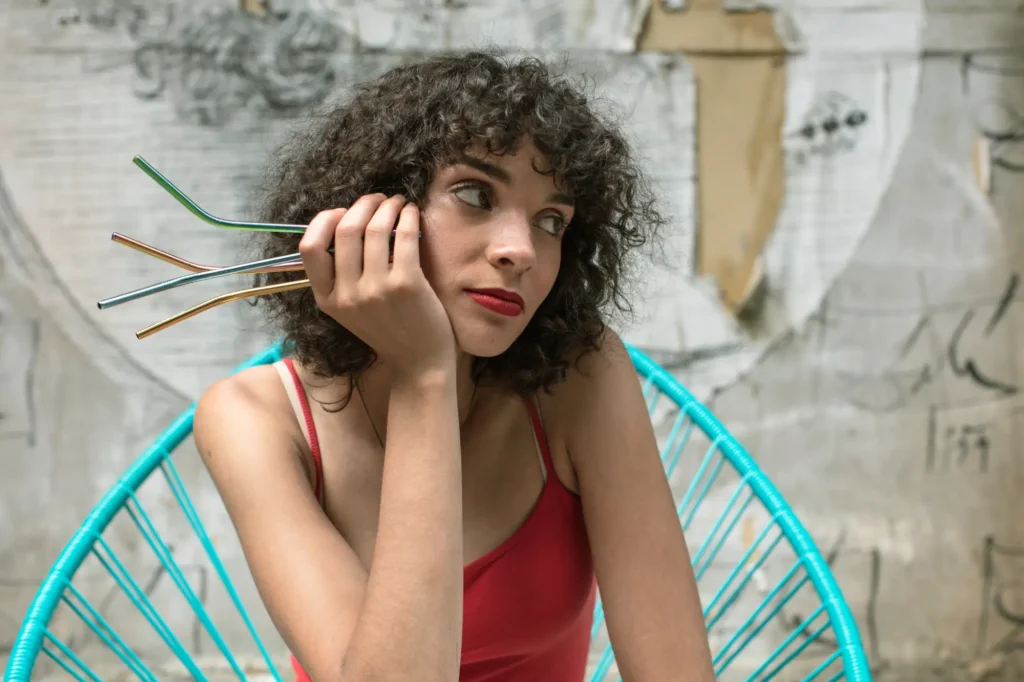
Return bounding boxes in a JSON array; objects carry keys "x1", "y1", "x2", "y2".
[{"x1": 299, "y1": 194, "x2": 456, "y2": 379}]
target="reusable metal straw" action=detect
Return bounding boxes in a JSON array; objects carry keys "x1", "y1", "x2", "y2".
[
  {"x1": 132, "y1": 156, "x2": 308, "y2": 234},
  {"x1": 99, "y1": 158, "x2": 315, "y2": 339},
  {"x1": 110, "y1": 233, "x2": 305, "y2": 275},
  {"x1": 135, "y1": 278, "x2": 311, "y2": 339},
  {"x1": 106, "y1": 234, "x2": 311, "y2": 339},
  {"x1": 97, "y1": 250, "x2": 303, "y2": 309},
  {"x1": 101, "y1": 157, "x2": 416, "y2": 339}
]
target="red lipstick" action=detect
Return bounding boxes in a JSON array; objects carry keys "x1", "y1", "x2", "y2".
[{"x1": 466, "y1": 288, "x2": 524, "y2": 317}]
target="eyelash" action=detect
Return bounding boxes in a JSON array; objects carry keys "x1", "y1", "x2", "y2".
[{"x1": 453, "y1": 182, "x2": 567, "y2": 237}]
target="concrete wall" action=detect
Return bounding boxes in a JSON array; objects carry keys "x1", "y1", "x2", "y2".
[{"x1": 2, "y1": 0, "x2": 1023, "y2": 679}]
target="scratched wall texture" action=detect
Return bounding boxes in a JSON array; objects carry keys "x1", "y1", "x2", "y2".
[{"x1": 2, "y1": 0, "x2": 1024, "y2": 680}]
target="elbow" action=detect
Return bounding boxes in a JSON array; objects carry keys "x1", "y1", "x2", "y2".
[
  {"x1": 300, "y1": 656, "x2": 360, "y2": 682},
  {"x1": 338, "y1": 653, "x2": 454, "y2": 682},
  {"x1": 336, "y1": 651, "x2": 395, "y2": 682}
]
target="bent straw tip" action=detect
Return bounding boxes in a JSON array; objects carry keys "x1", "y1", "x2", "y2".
[
  {"x1": 136, "y1": 323, "x2": 161, "y2": 339},
  {"x1": 132, "y1": 155, "x2": 157, "y2": 174},
  {"x1": 97, "y1": 296, "x2": 122, "y2": 310}
]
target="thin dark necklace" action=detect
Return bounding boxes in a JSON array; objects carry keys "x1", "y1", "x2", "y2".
[
  {"x1": 356, "y1": 380, "x2": 478, "y2": 449},
  {"x1": 356, "y1": 381, "x2": 385, "y2": 447}
]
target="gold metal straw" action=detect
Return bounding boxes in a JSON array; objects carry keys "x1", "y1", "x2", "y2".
[
  {"x1": 135, "y1": 279, "x2": 311, "y2": 339},
  {"x1": 108, "y1": 233, "x2": 310, "y2": 338},
  {"x1": 102, "y1": 156, "x2": 323, "y2": 338}
]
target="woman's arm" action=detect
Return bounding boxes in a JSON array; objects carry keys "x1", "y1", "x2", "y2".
[
  {"x1": 194, "y1": 363, "x2": 463, "y2": 682},
  {"x1": 345, "y1": 367, "x2": 464, "y2": 680},
  {"x1": 559, "y1": 330, "x2": 715, "y2": 681}
]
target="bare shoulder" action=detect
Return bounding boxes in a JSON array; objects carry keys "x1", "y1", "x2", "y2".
[
  {"x1": 536, "y1": 328, "x2": 639, "y2": 490},
  {"x1": 197, "y1": 364, "x2": 272, "y2": 411},
  {"x1": 541, "y1": 327, "x2": 635, "y2": 426},
  {"x1": 568, "y1": 326, "x2": 633, "y2": 385},
  {"x1": 194, "y1": 364, "x2": 309, "y2": 482},
  {"x1": 195, "y1": 364, "x2": 289, "y2": 440}
]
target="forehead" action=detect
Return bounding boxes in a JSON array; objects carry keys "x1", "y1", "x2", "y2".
[
  {"x1": 457, "y1": 137, "x2": 566, "y2": 187},
  {"x1": 464, "y1": 135, "x2": 557, "y2": 171}
]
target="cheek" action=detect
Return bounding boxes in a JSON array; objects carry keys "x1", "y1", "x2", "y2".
[
  {"x1": 534, "y1": 245, "x2": 562, "y2": 295},
  {"x1": 417, "y1": 205, "x2": 458, "y2": 284},
  {"x1": 418, "y1": 237, "x2": 446, "y2": 285}
]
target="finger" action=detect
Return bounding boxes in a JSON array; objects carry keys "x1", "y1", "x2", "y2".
[
  {"x1": 333, "y1": 194, "x2": 387, "y2": 290},
  {"x1": 363, "y1": 195, "x2": 407, "y2": 280},
  {"x1": 390, "y1": 202, "x2": 422, "y2": 274},
  {"x1": 299, "y1": 208, "x2": 345, "y2": 296}
]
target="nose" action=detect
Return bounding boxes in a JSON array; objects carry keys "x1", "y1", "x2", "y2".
[{"x1": 485, "y1": 216, "x2": 536, "y2": 272}]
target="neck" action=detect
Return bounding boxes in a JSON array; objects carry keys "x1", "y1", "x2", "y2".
[{"x1": 357, "y1": 352, "x2": 478, "y2": 442}]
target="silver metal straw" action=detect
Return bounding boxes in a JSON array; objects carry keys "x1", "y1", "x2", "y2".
[{"x1": 98, "y1": 252, "x2": 303, "y2": 309}]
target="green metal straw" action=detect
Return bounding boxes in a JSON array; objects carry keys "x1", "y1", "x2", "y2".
[{"x1": 133, "y1": 155, "x2": 307, "y2": 235}]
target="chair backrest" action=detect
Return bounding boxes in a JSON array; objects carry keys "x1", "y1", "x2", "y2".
[{"x1": 4, "y1": 342, "x2": 871, "y2": 682}]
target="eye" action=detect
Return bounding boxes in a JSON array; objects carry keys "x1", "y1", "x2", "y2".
[
  {"x1": 453, "y1": 183, "x2": 491, "y2": 210},
  {"x1": 536, "y1": 213, "x2": 567, "y2": 237}
]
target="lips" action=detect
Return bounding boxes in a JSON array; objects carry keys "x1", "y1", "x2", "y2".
[
  {"x1": 465, "y1": 288, "x2": 525, "y2": 317},
  {"x1": 466, "y1": 288, "x2": 525, "y2": 308}
]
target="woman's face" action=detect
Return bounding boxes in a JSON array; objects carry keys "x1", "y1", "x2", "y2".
[{"x1": 418, "y1": 137, "x2": 574, "y2": 358}]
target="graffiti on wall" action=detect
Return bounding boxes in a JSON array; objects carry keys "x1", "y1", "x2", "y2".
[{"x1": 50, "y1": 0, "x2": 344, "y2": 125}]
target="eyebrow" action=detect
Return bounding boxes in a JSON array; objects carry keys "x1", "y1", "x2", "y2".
[{"x1": 457, "y1": 155, "x2": 575, "y2": 208}]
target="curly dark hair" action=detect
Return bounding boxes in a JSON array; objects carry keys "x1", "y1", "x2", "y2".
[{"x1": 249, "y1": 50, "x2": 665, "y2": 401}]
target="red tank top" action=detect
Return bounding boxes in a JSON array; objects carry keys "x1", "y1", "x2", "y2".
[{"x1": 277, "y1": 358, "x2": 597, "y2": 682}]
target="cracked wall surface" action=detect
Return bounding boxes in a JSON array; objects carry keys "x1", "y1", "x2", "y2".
[{"x1": 2, "y1": 0, "x2": 1023, "y2": 679}]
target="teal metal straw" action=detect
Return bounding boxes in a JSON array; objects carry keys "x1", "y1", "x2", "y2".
[
  {"x1": 133, "y1": 156, "x2": 307, "y2": 235},
  {"x1": 132, "y1": 155, "x2": 419, "y2": 243}
]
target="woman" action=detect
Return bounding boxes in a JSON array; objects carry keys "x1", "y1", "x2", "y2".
[{"x1": 194, "y1": 51, "x2": 715, "y2": 682}]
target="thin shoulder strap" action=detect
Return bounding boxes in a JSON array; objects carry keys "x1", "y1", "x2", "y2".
[
  {"x1": 274, "y1": 358, "x2": 325, "y2": 507},
  {"x1": 523, "y1": 398, "x2": 553, "y2": 483}
]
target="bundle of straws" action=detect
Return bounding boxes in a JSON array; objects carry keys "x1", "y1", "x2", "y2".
[{"x1": 98, "y1": 156, "x2": 313, "y2": 339}]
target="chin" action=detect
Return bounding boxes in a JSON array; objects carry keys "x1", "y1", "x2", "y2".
[{"x1": 450, "y1": 318, "x2": 527, "y2": 358}]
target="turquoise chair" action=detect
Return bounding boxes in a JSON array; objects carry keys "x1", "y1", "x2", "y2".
[{"x1": 4, "y1": 342, "x2": 871, "y2": 681}]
